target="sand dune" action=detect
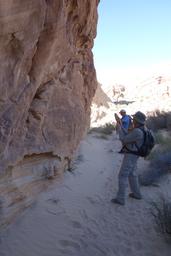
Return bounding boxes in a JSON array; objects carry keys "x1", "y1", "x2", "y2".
[{"x1": 0, "y1": 133, "x2": 170, "y2": 256}]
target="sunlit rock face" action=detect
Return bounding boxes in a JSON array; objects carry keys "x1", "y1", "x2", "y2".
[
  {"x1": 91, "y1": 71, "x2": 171, "y2": 127},
  {"x1": 0, "y1": 0, "x2": 98, "y2": 225},
  {"x1": 91, "y1": 83, "x2": 113, "y2": 126}
]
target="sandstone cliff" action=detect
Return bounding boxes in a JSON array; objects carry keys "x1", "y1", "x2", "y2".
[{"x1": 0, "y1": 0, "x2": 98, "y2": 226}]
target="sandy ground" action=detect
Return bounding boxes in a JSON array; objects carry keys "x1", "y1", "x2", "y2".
[{"x1": 0, "y1": 132, "x2": 171, "y2": 256}]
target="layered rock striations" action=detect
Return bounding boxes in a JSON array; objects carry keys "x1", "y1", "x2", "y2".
[{"x1": 0, "y1": 0, "x2": 98, "y2": 226}]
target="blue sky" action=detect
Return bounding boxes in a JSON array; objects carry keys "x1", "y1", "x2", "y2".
[{"x1": 93, "y1": 0, "x2": 171, "y2": 85}]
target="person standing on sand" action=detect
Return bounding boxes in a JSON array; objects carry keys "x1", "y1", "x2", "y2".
[
  {"x1": 114, "y1": 109, "x2": 132, "y2": 135},
  {"x1": 111, "y1": 111, "x2": 146, "y2": 205}
]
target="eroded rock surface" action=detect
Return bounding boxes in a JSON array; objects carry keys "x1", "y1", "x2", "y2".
[{"x1": 0, "y1": 0, "x2": 98, "y2": 226}]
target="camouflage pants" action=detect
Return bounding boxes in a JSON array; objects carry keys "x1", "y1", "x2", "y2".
[{"x1": 116, "y1": 153, "x2": 141, "y2": 204}]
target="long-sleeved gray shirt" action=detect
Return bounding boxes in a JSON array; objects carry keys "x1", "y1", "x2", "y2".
[{"x1": 118, "y1": 126, "x2": 144, "y2": 152}]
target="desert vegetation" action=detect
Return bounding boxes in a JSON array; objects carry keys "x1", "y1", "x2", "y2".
[
  {"x1": 89, "y1": 123, "x2": 115, "y2": 136},
  {"x1": 146, "y1": 110, "x2": 171, "y2": 131},
  {"x1": 139, "y1": 111, "x2": 171, "y2": 241},
  {"x1": 139, "y1": 111, "x2": 171, "y2": 186},
  {"x1": 151, "y1": 196, "x2": 171, "y2": 242}
]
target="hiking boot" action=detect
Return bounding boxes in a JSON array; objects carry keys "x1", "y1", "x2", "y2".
[
  {"x1": 111, "y1": 198, "x2": 125, "y2": 205},
  {"x1": 129, "y1": 193, "x2": 142, "y2": 200}
]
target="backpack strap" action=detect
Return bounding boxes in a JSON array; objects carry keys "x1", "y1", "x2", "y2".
[{"x1": 119, "y1": 127, "x2": 145, "y2": 155}]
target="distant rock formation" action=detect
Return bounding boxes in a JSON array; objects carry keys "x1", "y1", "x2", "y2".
[
  {"x1": 91, "y1": 70, "x2": 171, "y2": 127},
  {"x1": 91, "y1": 83, "x2": 128, "y2": 126},
  {"x1": 108, "y1": 84, "x2": 126, "y2": 102},
  {"x1": 93, "y1": 83, "x2": 112, "y2": 108},
  {"x1": 91, "y1": 83, "x2": 113, "y2": 126},
  {"x1": 0, "y1": 0, "x2": 98, "y2": 226}
]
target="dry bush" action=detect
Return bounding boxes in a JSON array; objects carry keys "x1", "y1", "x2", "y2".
[
  {"x1": 89, "y1": 123, "x2": 115, "y2": 135},
  {"x1": 139, "y1": 151, "x2": 171, "y2": 186},
  {"x1": 155, "y1": 130, "x2": 171, "y2": 143},
  {"x1": 68, "y1": 154, "x2": 84, "y2": 172},
  {"x1": 94, "y1": 134, "x2": 109, "y2": 140},
  {"x1": 150, "y1": 151, "x2": 171, "y2": 171},
  {"x1": 151, "y1": 196, "x2": 171, "y2": 242},
  {"x1": 146, "y1": 110, "x2": 171, "y2": 131},
  {"x1": 139, "y1": 130, "x2": 171, "y2": 186},
  {"x1": 153, "y1": 130, "x2": 171, "y2": 152}
]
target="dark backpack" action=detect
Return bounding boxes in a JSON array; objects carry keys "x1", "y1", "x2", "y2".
[{"x1": 122, "y1": 127, "x2": 155, "y2": 157}]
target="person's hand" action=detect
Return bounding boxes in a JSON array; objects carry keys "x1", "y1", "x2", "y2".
[{"x1": 114, "y1": 113, "x2": 121, "y2": 124}]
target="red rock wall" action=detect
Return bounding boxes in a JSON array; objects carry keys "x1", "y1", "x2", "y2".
[
  {"x1": 0, "y1": 0, "x2": 98, "y2": 171},
  {"x1": 0, "y1": 0, "x2": 98, "y2": 225}
]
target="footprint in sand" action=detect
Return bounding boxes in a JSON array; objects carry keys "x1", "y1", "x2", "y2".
[
  {"x1": 80, "y1": 209, "x2": 89, "y2": 221},
  {"x1": 86, "y1": 196, "x2": 97, "y2": 205},
  {"x1": 58, "y1": 239, "x2": 81, "y2": 250},
  {"x1": 86, "y1": 227, "x2": 98, "y2": 239},
  {"x1": 133, "y1": 241, "x2": 143, "y2": 251},
  {"x1": 71, "y1": 220, "x2": 82, "y2": 229},
  {"x1": 47, "y1": 198, "x2": 60, "y2": 204}
]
